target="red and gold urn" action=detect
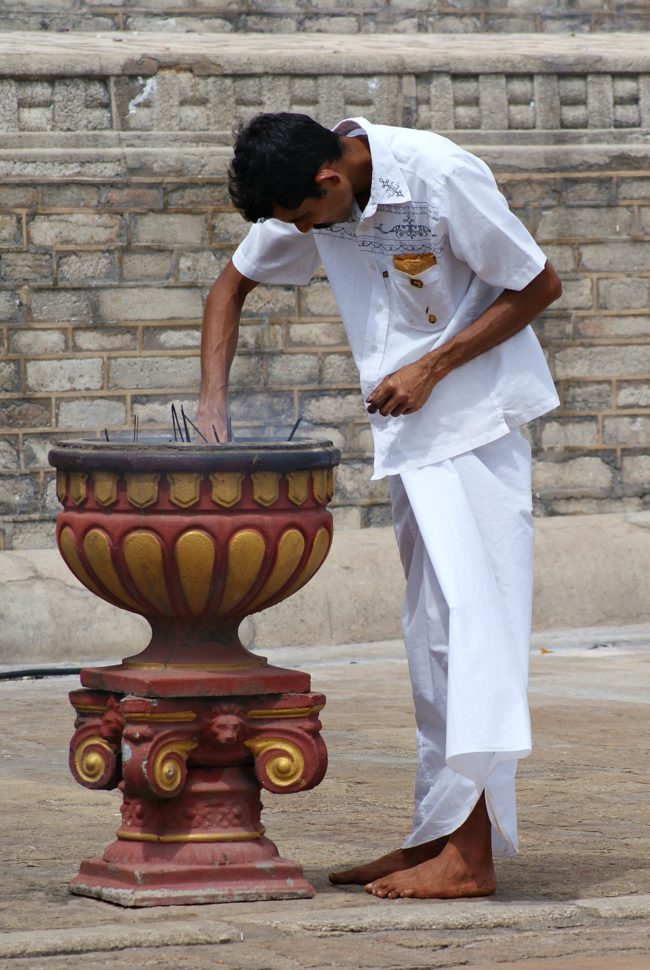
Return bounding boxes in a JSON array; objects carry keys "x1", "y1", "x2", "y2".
[{"x1": 49, "y1": 436, "x2": 340, "y2": 906}]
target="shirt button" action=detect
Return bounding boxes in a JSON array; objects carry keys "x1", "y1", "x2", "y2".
[{"x1": 428, "y1": 313, "x2": 437, "y2": 324}]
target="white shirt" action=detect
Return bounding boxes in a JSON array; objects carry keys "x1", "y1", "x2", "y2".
[{"x1": 232, "y1": 117, "x2": 559, "y2": 479}]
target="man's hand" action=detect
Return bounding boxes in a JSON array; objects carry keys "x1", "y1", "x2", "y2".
[
  {"x1": 366, "y1": 260, "x2": 561, "y2": 419},
  {"x1": 366, "y1": 358, "x2": 445, "y2": 417}
]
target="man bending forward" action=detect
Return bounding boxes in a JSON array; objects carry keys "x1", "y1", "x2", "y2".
[{"x1": 198, "y1": 112, "x2": 562, "y2": 899}]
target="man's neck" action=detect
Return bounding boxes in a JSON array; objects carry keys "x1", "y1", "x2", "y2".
[{"x1": 340, "y1": 135, "x2": 373, "y2": 211}]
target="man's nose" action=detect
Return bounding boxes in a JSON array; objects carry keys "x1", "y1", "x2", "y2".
[{"x1": 296, "y1": 222, "x2": 311, "y2": 233}]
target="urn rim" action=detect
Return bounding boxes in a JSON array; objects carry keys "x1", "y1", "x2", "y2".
[{"x1": 49, "y1": 437, "x2": 340, "y2": 474}]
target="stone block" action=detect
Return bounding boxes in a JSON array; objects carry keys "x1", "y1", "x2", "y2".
[
  {"x1": 130, "y1": 395, "x2": 199, "y2": 427},
  {"x1": 616, "y1": 381, "x2": 650, "y2": 409},
  {"x1": 39, "y1": 185, "x2": 100, "y2": 208},
  {"x1": 621, "y1": 454, "x2": 650, "y2": 487},
  {"x1": 211, "y1": 212, "x2": 249, "y2": 245},
  {"x1": 561, "y1": 177, "x2": 616, "y2": 206},
  {"x1": 97, "y1": 287, "x2": 202, "y2": 322},
  {"x1": 57, "y1": 397, "x2": 127, "y2": 430},
  {"x1": 267, "y1": 353, "x2": 319, "y2": 386},
  {"x1": 617, "y1": 179, "x2": 650, "y2": 201},
  {"x1": 321, "y1": 353, "x2": 359, "y2": 386},
  {"x1": 132, "y1": 212, "x2": 209, "y2": 247},
  {"x1": 22, "y1": 435, "x2": 57, "y2": 471},
  {"x1": 244, "y1": 285, "x2": 297, "y2": 318},
  {"x1": 0, "y1": 360, "x2": 20, "y2": 393},
  {"x1": 0, "y1": 214, "x2": 23, "y2": 248},
  {"x1": 540, "y1": 418, "x2": 600, "y2": 449},
  {"x1": 29, "y1": 213, "x2": 123, "y2": 248},
  {"x1": 178, "y1": 250, "x2": 227, "y2": 283},
  {"x1": 0, "y1": 251, "x2": 52, "y2": 283},
  {"x1": 57, "y1": 251, "x2": 117, "y2": 284},
  {"x1": 580, "y1": 242, "x2": 650, "y2": 273},
  {"x1": 603, "y1": 415, "x2": 650, "y2": 447},
  {"x1": 0, "y1": 438, "x2": 19, "y2": 474},
  {"x1": 236, "y1": 322, "x2": 284, "y2": 353},
  {"x1": 334, "y1": 460, "x2": 388, "y2": 503},
  {"x1": 121, "y1": 251, "x2": 176, "y2": 282},
  {"x1": 288, "y1": 321, "x2": 347, "y2": 348},
  {"x1": 574, "y1": 316, "x2": 650, "y2": 339},
  {"x1": 562, "y1": 380, "x2": 612, "y2": 412},
  {"x1": 0, "y1": 186, "x2": 38, "y2": 208},
  {"x1": 10, "y1": 329, "x2": 66, "y2": 354},
  {"x1": 142, "y1": 327, "x2": 201, "y2": 350},
  {"x1": 346, "y1": 423, "x2": 374, "y2": 456},
  {"x1": 0, "y1": 398, "x2": 51, "y2": 430},
  {"x1": 597, "y1": 276, "x2": 649, "y2": 311},
  {"x1": 330, "y1": 505, "x2": 362, "y2": 529},
  {"x1": 73, "y1": 328, "x2": 137, "y2": 351},
  {"x1": 0, "y1": 475, "x2": 36, "y2": 515},
  {"x1": 536, "y1": 206, "x2": 633, "y2": 241},
  {"x1": 166, "y1": 185, "x2": 230, "y2": 209},
  {"x1": 0, "y1": 291, "x2": 23, "y2": 323},
  {"x1": 107, "y1": 354, "x2": 200, "y2": 390},
  {"x1": 26, "y1": 358, "x2": 103, "y2": 393},
  {"x1": 552, "y1": 277, "x2": 593, "y2": 311},
  {"x1": 30, "y1": 289, "x2": 94, "y2": 323},
  {"x1": 553, "y1": 345, "x2": 650, "y2": 379},
  {"x1": 300, "y1": 391, "x2": 365, "y2": 424},
  {"x1": 300, "y1": 281, "x2": 339, "y2": 317},
  {"x1": 226, "y1": 355, "x2": 261, "y2": 389},
  {"x1": 532, "y1": 456, "x2": 613, "y2": 498},
  {"x1": 228, "y1": 391, "x2": 293, "y2": 425},
  {"x1": 538, "y1": 244, "x2": 576, "y2": 274},
  {"x1": 10, "y1": 521, "x2": 57, "y2": 550},
  {"x1": 102, "y1": 186, "x2": 163, "y2": 210},
  {"x1": 361, "y1": 504, "x2": 393, "y2": 527}
]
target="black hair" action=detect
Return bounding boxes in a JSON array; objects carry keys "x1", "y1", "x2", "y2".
[{"x1": 228, "y1": 112, "x2": 343, "y2": 222}]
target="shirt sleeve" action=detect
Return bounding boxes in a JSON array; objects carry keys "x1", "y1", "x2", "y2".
[
  {"x1": 231, "y1": 218, "x2": 321, "y2": 285},
  {"x1": 441, "y1": 152, "x2": 547, "y2": 292}
]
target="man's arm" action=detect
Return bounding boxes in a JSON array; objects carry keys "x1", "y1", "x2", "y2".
[
  {"x1": 366, "y1": 260, "x2": 561, "y2": 418},
  {"x1": 198, "y1": 259, "x2": 259, "y2": 439}
]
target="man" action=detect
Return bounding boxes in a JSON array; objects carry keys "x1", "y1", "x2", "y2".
[{"x1": 198, "y1": 112, "x2": 562, "y2": 900}]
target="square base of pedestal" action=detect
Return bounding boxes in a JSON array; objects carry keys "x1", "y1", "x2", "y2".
[{"x1": 70, "y1": 857, "x2": 315, "y2": 906}]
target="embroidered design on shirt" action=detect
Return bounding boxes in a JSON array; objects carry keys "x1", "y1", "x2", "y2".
[
  {"x1": 377, "y1": 177, "x2": 404, "y2": 198},
  {"x1": 314, "y1": 202, "x2": 448, "y2": 257}
]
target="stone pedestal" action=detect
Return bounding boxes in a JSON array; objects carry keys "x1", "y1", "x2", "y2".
[{"x1": 68, "y1": 683, "x2": 327, "y2": 906}]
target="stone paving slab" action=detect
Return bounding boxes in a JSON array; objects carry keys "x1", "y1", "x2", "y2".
[{"x1": 1, "y1": 636, "x2": 649, "y2": 967}]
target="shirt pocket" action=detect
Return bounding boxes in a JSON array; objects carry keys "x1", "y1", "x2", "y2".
[{"x1": 389, "y1": 256, "x2": 452, "y2": 334}]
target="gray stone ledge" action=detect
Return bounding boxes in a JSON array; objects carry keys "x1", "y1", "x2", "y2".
[
  {"x1": 0, "y1": 32, "x2": 649, "y2": 77},
  {"x1": 1, "y1": 141, "x2": 649, "y2": 181}
]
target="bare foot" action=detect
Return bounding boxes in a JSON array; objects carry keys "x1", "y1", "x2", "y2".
[
  {"x1": 365, "y1": 841, "x2": 496, "y2": 899},
  {"x1": 365, "y1": 793, "x2": 495, "y2": 900},
  {"x1": 328, "y1": 837, "x2": 447, "y2": 886}
]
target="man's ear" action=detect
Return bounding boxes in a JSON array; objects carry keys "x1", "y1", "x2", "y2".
[{"x1": 314, "y1": 166, "x2": 340, "y2": 187}]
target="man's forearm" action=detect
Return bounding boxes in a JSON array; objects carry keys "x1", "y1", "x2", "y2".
[
  {"x1": 425, "y1": 260, "x2": 562, "y2": 385},
  {"x1": 198, "y1": 260, "x2": 258, "y2": 437},
  {"x1": 367, "y1": 260, "x2": 562, "y2": 417}
]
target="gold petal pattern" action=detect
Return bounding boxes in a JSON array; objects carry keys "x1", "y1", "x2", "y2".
[
  {"x1": 175, "y1": 530, "x2": 216, "y2": 616},
  {"x1": 126, "y1": 473, "x2": 159, "y2": 509},
  {"x1": 123, "y1": 531, "x2": 174, "y2": 616},
  {"x1": 282, "y1": 526, "x2": 331, "y2": 599},
  {"x1": 218, "y1": 529, "x2": 266, "y2": 614},
  {"x1": 286, "y1": 470, "x2": 309, "y2": 506},
  {"x1": 246, "y1": 528, "x2": 305, "y2": 612},
  {"x1": 167, "y1": 473, "x2": 201, "y2": 509},
  {"x1": 83, "y1": 528, "x2": 142, "y2": 610},
  {"x1": 59, "y1": 526, "x2": 105, "y2": 600},
  {"x1": 93, "y1": 471, "x2": 118, "y2": 507}
]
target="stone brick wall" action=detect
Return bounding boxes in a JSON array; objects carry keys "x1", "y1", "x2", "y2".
[
  {"x1": 0, "y1": 35, "x2": 649, "y2": 547},
  {"x1": 0, "y1": 0, "x2": 647, "y2": 33}
]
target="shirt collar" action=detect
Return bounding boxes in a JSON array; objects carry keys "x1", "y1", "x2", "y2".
[{"x1": 333, "y1": 116, "x2": 411, "y2": 220}]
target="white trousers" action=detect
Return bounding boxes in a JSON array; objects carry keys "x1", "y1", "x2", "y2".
[{"x1": 390, "y1": 430, "x2": 534, "y2": 857}]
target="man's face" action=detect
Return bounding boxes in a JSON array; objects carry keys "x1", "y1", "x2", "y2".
[{"x1": 271, "y1": 173, "x2": 355, "y2": 233}]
